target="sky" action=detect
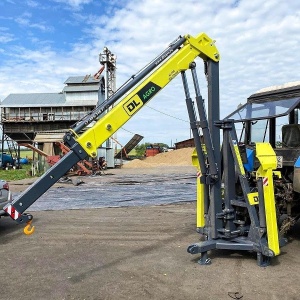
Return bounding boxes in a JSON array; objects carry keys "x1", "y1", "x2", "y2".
[{"x1": 0, "y1": 0, "x2": 300, "y2": 147}]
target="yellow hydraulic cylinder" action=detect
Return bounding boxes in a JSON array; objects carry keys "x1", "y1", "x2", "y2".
[
  {"x1": 192, "y1": 148, "x2": 205, "y2": 228},
  {"x1": 256, "y1": 143, "x2": 280, "y2": 256}
]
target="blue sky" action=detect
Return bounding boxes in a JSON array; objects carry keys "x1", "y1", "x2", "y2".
[{"x1": 0, "y1": 0, "x2": 300, "y2": 146}]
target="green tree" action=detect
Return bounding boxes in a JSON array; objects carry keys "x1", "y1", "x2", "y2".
[
  {"x1": 135, "y1": 143, "x2": 148, "y2": 157},
  {"x1": 134, "y1": 142, "x2": 169, "y2": 157},
  {"x1": 157, "y1": 143, "x2": 169, "y2": 150}
]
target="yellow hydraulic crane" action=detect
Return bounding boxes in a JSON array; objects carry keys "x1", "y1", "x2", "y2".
[{"x1": 4, "y1": 32, "x2": 282, "y2": 266}]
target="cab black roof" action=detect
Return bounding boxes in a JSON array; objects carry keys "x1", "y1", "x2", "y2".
[{"x1": 248, "y1": 82, "x2": 300, "y2": 103}]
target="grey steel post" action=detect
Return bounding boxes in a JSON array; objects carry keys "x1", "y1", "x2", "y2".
[
  {"x1": 207, "y1": 60, "x2": 223, "y2": 238},
  {"x1": 222, "y1": 120, "x2": 236, "y2": 233},
  {"x1": 181, "y1": 71, "x2": 207, "y2": 177},
  {"x1": 190, "y1": 62, "x2": 218, "y2": 177},
  {"x1": 257, "y1": 178, "x2": 267, "y2": 229}
]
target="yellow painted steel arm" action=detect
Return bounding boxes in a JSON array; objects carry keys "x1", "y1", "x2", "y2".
[
  {"x1": 192, "y1": 148, "x2": 205, "y2": 228},
  {"x1": 2, "y1": 31, "x2": 220, "y2": 229},
  {"x1": 75, "y1": 33, "x2": 220, "y2": 157},
  {"x1": 256, "y1": 143, "x2": 280, "y2": 256}
]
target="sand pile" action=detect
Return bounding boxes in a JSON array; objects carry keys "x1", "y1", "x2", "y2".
[{"x1": 123, "y1": 147, "x2": 195, "y2": 168}]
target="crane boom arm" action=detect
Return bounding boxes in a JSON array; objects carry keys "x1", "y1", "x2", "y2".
[
  {"x1": 73, "y1": 33, "x2": 219, "y2": 157},
  {"x1": 4, "y1": 32, "x2": 219, "y2": 227}
]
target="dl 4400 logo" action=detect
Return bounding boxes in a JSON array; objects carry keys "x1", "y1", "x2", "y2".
[{"x1": 123, "y1": 97, "x2": 142, "y2": 116}]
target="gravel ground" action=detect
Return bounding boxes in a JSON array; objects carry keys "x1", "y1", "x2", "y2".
[{"x1": 1, "y1": 166, "x2": 300, "y2": 300}]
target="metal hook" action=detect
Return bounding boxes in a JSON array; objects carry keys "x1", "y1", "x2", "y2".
[{"x1": 23, "y1": 220, "x2": 35, "y2": 235}]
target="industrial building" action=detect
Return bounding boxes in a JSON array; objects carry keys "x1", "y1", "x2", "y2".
[
  {"x1": 0, "y1": 47, "x2": 118, "y2": 170},
  {"x1": 0, "y1": 75, "x2": 105, "y2": 170},
  {"x1": 175, "y1": 138, "x2": 195, "y2": 149},
  {"x1": 0, "y1": 75, "x2": 104, "y2": 143}
]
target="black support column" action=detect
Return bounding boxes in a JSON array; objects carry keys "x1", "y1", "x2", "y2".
[{"x1": 207, "y1": 60, "x2": 223, "y2": 238}]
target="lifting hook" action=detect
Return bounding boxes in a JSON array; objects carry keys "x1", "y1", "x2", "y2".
[{"x1": 23, "y1": 220, "x2": 35, "y2": 235}]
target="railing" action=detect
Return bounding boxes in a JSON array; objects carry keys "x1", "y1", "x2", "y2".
[{"x1": 1, "y1": 111, "x2": 92, "y2": 122}]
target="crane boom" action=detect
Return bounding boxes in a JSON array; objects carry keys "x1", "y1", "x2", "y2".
[
  {"x1": 4, "y1": 32, "x2": 219, "y2": 229},
  {"x1": 72, "y1": 33, "x2": 219, "y2": 158},
  {"x1": 3, "y1": 31, "x2": 284, "y2": 267}
]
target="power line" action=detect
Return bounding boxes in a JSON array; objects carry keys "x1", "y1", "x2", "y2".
[
  {"x1": 120, "y1": 104, "x2": 190, "y2": 135},
  {"x1": 121, "y1": 106, "x2": 291, "y2": 134},
  {"x1": 120, "y1": 127, "x2": 136, "y2": 135},
  {"x1": 145, "y1": 104, "x2": 190, "y2": 123}
]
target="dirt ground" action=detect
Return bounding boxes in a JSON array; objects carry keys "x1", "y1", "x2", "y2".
[{"x1": 1, "y1": 165, "x2": 300, "y2": 300}]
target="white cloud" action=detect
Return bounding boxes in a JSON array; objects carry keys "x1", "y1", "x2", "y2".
[
  {"x1": 52, "y1": 0, "x2": 93, "y2": 10},
  {"x1": 1, "y1": 0, "x2": 300, "y2": 146},
  {"x1": 26, "y1": 0, "x2": 39, "y2": 7},
  {"x1": 15, "y1": 12, "x2": 54, "y2": 32},
  {"x1": 0, "y1": 33, "x2": 14, "y2": 44},
  {"x1": 83, "y1": 0, "x2": 300, "y2": 144},
  {"x1": 0, "y1": 27, "x2": 15, "y2": 43}
]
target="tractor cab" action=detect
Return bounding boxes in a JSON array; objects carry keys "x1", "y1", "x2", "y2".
[
  {"x1": 225, "y1": 81, "x2": 300, "y2": 232},
  {"x1": 227, "y1": 84, "x2": 300, "y2": 148}
]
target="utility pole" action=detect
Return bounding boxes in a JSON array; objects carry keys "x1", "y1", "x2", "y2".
[
  {"x1": 100, "y1": 47, "x2": 116, "y2": 100},
  {"x1": 99, "y1": 47, "x2": 117, "y2": 166}
]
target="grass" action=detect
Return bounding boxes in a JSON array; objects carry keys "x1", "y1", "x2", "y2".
[
  {"x1": 128, "y1": 149, "x2": 136, "y2": 156},
  {"x1": 0, "y1": 164, "x2": 33, "y2": 181},
  {"x1": 0, "y1": 149, "x2": 34, "y2": 181},
  {"x1": 0, "y1": 148, "x2": 138, "y2": 181},
  {"x1": 19, "y1": 150, "x2": 33, "y2": 159}
]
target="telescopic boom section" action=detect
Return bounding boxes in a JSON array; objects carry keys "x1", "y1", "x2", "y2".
[
  {"x1": 72, "y1": 35, "x2": 186, "y2": 133},
  {"x1": 4, "y1": 32, "x2": 219, "y2": 226},
  {"x1": 73, "y1": 33, "x2": 220, "y2": 158}
]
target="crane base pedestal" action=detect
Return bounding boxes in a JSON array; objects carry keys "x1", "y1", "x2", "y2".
[{"x1": 187, "y1": 238, "x2": 274, "y2": 267}]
